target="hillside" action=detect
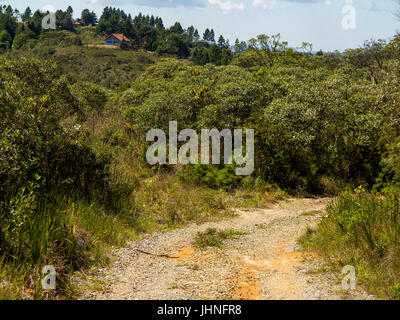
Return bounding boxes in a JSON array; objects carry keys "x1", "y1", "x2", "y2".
[
  {"x1": 3, "y1": 28, "x2": 158, "y2": 89},
  {"x1": 1, "y1": 3, "x2": 400, "y2": 301}
]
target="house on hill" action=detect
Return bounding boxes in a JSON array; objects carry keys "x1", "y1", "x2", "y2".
[
  {"x1": 104, "y1": 34, "x2": 130, "y2": 46},
  {"x1": 72, "y1": 19, "x2": 82, "y2": 27}
]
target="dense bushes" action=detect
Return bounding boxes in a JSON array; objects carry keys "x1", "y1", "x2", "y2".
[
  {"x1": 70, "y1": 81, "x2": 108, "y2": 117},
  {"x1": 254, "y1": 66, "x2": 387, "y2": 192},
  {"x1": 0, "y1": 58, "x2": 110, "y2": 196},
  {"x1": 178, "y1": 164, "x2": 243, "y2": 190},
  {"x1": 118, "y1": 38, "x2": 400, "y2": 194},
  {"x1": 301, "y1": 188, "x2": 400, "y2": 299},
  {"x1": 122, "y1": 61, "x2": 264, "y2": 132},
  {"x1": 379, "y1": 138, "x2": 400, "y2": 188},
  {"x1": 0, "y1": 58, "x2": 133, "y2": 298}
]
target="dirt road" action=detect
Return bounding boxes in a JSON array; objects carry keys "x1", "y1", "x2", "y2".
[{"x1": 83, "y1": 198, "x2": 373, "y2": 300}]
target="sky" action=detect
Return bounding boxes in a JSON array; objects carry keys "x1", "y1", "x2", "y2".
[{"x1": 3, "y1": 0, "x2": 400, "y2": 51}]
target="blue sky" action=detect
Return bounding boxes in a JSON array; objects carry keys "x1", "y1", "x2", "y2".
[{"x1": 4, "y1": 0, "x2": 400, "y2": 51}]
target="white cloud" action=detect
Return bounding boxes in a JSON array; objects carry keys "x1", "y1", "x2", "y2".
[
  {"x1": 207, "y1": 0, "x2": 245, "y2": 12},
  {"x1": 253, "y1": 0, "x2": 278, "y2": 10},
  {"x1": 252, "y1": 0, "x2": 337, "y2": 10},
  {"x1": 88, "y1": 0, "x2": 206, "y2": 7}
]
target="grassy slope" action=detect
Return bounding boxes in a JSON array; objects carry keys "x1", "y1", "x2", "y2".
[
  {"x1": 51, "y1": 46, "x2": 157, "y2": 88},
  {"x1": 299, "y1": 188, "x2": 400, "y2": 300},
  {"x1": 3, "y1": 28, "x2": 158, "y2": 89}
]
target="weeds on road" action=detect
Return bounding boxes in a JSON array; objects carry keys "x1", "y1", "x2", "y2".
[
  {"x1": 194, "y1": 228, "x2": 248, "y2": 249},
  {"x1": 300, "y1": 210, "x2": 323, "y2": 217}
]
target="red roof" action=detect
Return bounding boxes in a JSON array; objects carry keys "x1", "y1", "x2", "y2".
[{"x1": 105, "y1": 34, "x2": 130, "y2": 42}]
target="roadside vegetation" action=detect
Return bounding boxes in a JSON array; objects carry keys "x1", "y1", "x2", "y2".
[
  {"x1": 1, "y1": 3, "x2": 400, "y2": 299},
  {"x1": 300, "y1": 187, "x2": 400, "y2": 299}
]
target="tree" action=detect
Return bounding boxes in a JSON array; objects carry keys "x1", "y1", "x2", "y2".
[
  {"x1": 66, "y1": 6, "x2": 73, "y2": 16},
  {"x1": 0, "y1": 7, "x2": 17, "y2": 39},
  {"x1": 4, "y1": 5, "x2": 13, "y2": 15},
  {"x1": 61, "y1": 14, "x2": 74, "y2": 31},
  {"x1": 248, "y1": 34, "x2": 288, "y2": 66},
  {"x1": 234, "y1": 38, "x2": 240, "y2": 50},
  {"x1": 123, "y1": 18, "x2": 134, "y2": 38},
  {"x1": 81, "y1": 9, "x2": 97, "y2": 26},
  {"x1": 0, "y1": 30, "x2": 12, "y2": 50},
  {"x1": 193, "y1": 29, "x2": 200, "y2": 42},
  {"x1": 11, "y1": 29, "x2": 35, "y2": 50},
  {"x1": 157, "y1": 33, "x2": 190, "y2": 58},
  {"x1": 55, "y1": 9, "x2": 74, "y2": 31},
  {"x1": 120, "y1": 39, "x2": 129, "y2": 50},
  {"x1": 203, "y1": 28, "x2": 216, "y2": 43},
  {"x1": 209, "y1": 44, "x2": 222, "y2": 64},
  {"x1": 155, "y1": 17, "x2": 164, "y2": 29},
  {"x1": 186, "y1": 25, "x2": 195, "y2": 43},
  {"x1": 220, "y1": 47, "x2": 233, "y2": 65},
  {"x1": 192, "y1": 47, "x2": 209, "y2": 65},
  {"x1": 218, "y1": 35, "x2": 226, "y2": 48},
  {"x1": 344, "y1": 39, "x2": 387, "y2": 84},
  {"x1": 203, "y1": 28, "x2": 210, "y2": 42},
  {"x1": 298, "y1": 42, "x2": 313, "y2": 55},
  {"x1": 21, "y1": 7, "x2": 32, "y2": 23},
  {"x1": 209, "y1": 29, "x2": 215, "y2": 44},
  {"x1": 27, "y1": 11, "x2": 43, "y2": 36},
  {"x1": 169, "y1": 22, "x2": 184, "y2": 35},
  {"x1": 233, "y1": 39, "x2": 247, "y2": 53}
]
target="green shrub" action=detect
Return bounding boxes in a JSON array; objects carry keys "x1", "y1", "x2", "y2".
[
  {"x1": 377, "y1": 137, "x2": 400, "y2": 188},
  {"x1": 301, "y1": 188, "x2": 400, "y2": 299},
  {"x1": 178, "y1": 164, "x2": 243, "y2": 190},
  {"x1": 0, "y1": 57, "x2": 135, "y2": 298},
  {"x1": 70, "y1": 81, "x2": 109, "y2": 118}
]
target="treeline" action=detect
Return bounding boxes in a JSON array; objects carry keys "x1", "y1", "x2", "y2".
[
  {"x1": 0, "y1": 4, "x2": 250, "y2": 65},
  {"x1": 0, "y1": 4, "x2": 316, "y2": 65},
  {"x1": 0, "y1": 5, "x2": 93, "y2": 50},
  {"x1": 95, "y1": 6, "x2": 234, "y2": 63}
]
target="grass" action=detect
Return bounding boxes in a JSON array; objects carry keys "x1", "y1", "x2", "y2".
[
  {"x1": 257, "y1": 223, "x2": 272, "y2": 230},
  {"x1": 300, "y1": 210, "x2": 324, "y2": 217},
  {"x1": 0, "y1": 192, "x2": 138, "y2": 299},
  {"x1": 76, "y1": 26, "x2": 106, "y2": 45},
  {"x1": 3, "y1": 38, "x2": 158, "y2": 89},
  {"x1": 299, "y1": 187, "x2": 400, "y2": 300},
  {"x1": 193, "y1": 228, "x2": 248, "y2": 249},
  {"x1": 51, "y1": 46, "x2": 157, "y2": 89},
  {"x1": 190, "y1": 264, "x2": 200, "y2": 271}
]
